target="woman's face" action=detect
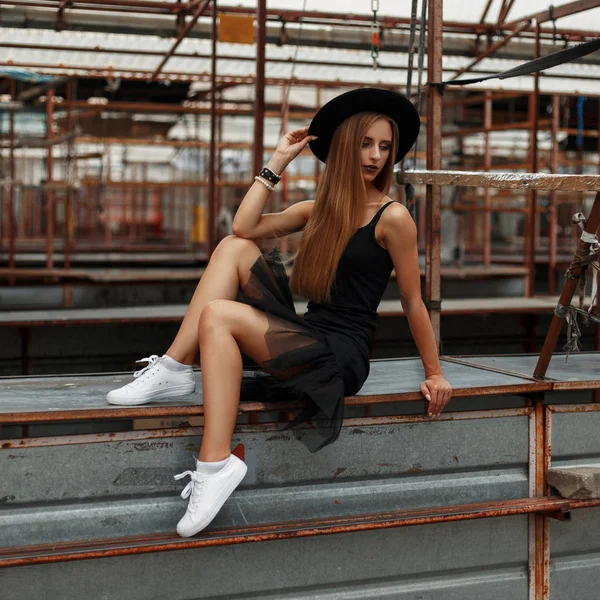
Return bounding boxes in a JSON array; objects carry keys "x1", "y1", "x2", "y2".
[{"x1": 360, "y1": 118, "x2": 392, "y2": 183}]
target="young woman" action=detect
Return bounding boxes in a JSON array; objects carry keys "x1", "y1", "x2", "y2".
[{"x1": 106, "y1": 88, "x2": 453, "y2": 538}]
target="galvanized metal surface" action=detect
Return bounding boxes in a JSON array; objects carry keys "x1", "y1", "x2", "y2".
[
  {"x1": 3, "y1": 518, "x2": 529, "y2": 600},
  {"x1": 549, "y1": 405, "x2": 600, "y2": 461},
  {"x1": 1, "y1": 498, "x2": 572, "y2": 569},
  {"x1": 0, "y1": 358, "x2": 549, "y2": 424},
  {"x1": 546, "y1": 403, "x2": 600, "y2": 600},
  {"x1": 1, "y1": 414, "x2": 530, "y2": 547},
  {"x1": 0, "y1": 296, "x2": 561, "y2": 327},
  {"x1": 455, "y1": 352, "x2": 600, "y2": 386}
]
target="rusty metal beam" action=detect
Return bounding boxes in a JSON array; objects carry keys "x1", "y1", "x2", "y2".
[
  {"x1": 505, "y1": 0, "x2": 600, "y2": 28},
  {"x1": 534, "y1": 191, "x2": 600, "y2": 378},
  {"x1": 496, "y1": 0, "x2": 516, "y2": 27},
  {"x1": 2, "y1": 1, "x2": 600, "y2": 38},
  {"x1": 17, "y1": 76, "x2": 71, "y2": 103},
  {"x1": 150, "y1": 0, "x2": 211, "y2": 81},
  {"x1": 5, "y1": 58, "x2": 600, "y2": 90},
  {"x1": 450, "y1": 19, "x2": 530, "y2": 81},
  {"x1": 207, "y1": 0, "x2": 217, "y2": 254},
  {"x1": 56, "y1": 0, "x2": 72, "y2": 31},
  {"x1": 0, "y1": 41, "x2": 425, "y2": 73},
  {"x1": 8, "y1": 80, "x2": 16, "y2": 273},
  {"x1": 0, "y1": 497, "x2": 574, "y2": 568},
  {"x1": 479, "y1": 0, "x2": 494, "y2": 23},
  {"x1": 253, "y1": 0, "x2": 266, "y2": 177},
  {"x1": 46, "y1": 89, "x2": 55, "y2": 270},
  {"x1": 425, "y1": 0, "x2": 443, "y2": 346},
  {"x1": 400, "y1": 170, "x2": 600, "y2": 192}
]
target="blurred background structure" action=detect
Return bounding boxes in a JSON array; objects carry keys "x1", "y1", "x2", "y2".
[{"x1": 2, "y1": 1, "x2": 600, "y2": 372}]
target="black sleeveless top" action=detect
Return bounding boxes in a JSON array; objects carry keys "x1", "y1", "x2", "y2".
[{"x1": 303, "y1": 200, "x2": 398, "y2": 367}]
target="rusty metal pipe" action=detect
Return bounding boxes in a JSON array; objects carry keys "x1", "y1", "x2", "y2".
[
  {"x1": 207, "y1": 0, "x2": 217, "y2": 255},
  {"x1": 46, "y1": 89, "x2": 55, "y2": 269},
  {"x1": 425, "y1": 0, "x2": 444, "y2": 346},
  {"x1": 150, "y1": 0, "x2": 211, "y2": 80},
  {"x1": 253, "y1": 0, "x2": 267, "y2": 177},
  {"x1": 534, "y1": 191, "x2": 600, "y2": 378}
]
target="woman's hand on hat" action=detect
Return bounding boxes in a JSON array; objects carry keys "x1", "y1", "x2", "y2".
[{"x1": 275, "y1": 127, "x2": 318, "y2": 162}]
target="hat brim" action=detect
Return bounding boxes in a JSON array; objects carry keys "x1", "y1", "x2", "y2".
[{"x1": 307, "y1": 87, "x2": 420, "y2": 164}]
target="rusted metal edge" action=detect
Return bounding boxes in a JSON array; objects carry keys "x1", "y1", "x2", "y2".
[
  {"x1": 400, "y1": 170, "x2": 600, "y2": 192},
  {"x1": 551, "y1": 380, "x2": 600, "y2": 391},
  {"x1": 0, "y1": 383, "x2": 552, "y2": 424},
  {"x1": 0, "y1": 497, "x2": 572, "y2": 569},
  {"x1": 547, "y1": 403, "x2": 600, "y2": 413},
  {"x1": 441, "y1": 356, "x2": 543, "y2": 382},
  {"x1": 567, "y1": 498, "x2": 600, "y2": 509},
  {"x1": 0, "y1": 316, "x2": 185, "y2": 328},
  {"x1": 346, "y1": 383, "x2": 552, "y2": 407},
  {"x1": 2, "y1": 407, "x2": 534, "y2": 449}
]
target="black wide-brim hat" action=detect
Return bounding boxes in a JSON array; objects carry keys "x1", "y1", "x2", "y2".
[{"x1": 308, "y1": 87, "x2": 420, "y2": 164}]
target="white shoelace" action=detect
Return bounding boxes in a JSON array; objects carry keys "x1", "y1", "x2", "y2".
[
  {"x1": 174, "y1": 470, "x2": 204, "y2": 512},
  {"x1": 133, "y1": 355, "x2": 160, "y2": 380}
]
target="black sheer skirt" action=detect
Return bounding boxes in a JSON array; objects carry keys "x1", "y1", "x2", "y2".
[{"x1": 236, "y1": 247, "x2": 348, "y2": 453}]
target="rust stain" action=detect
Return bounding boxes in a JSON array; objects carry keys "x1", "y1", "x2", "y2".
[
  {"x1": 406, "y1": 467, "x2": 422, "y2": 473},
  {"x1": 334, "y1": 500, "x2": 341, "y2": 505},
  {"x1": 0, "y1": 497, "x2": 573, "y2": 568},
  {"x1": 332, "y1": 467, "x2": 346, "y2": 480}
]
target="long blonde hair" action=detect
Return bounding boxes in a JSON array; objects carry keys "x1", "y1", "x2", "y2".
[{"x1": 289, "y1": 112, "x2": 399, "y2": 304}]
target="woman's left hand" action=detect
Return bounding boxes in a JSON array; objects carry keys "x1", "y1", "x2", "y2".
[{"x1": 420, "y1": 374, "x2": 453, "y2": 417}]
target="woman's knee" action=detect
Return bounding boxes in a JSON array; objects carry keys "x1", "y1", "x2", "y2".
[
  {"x1": 214, "y1": 235, "x2": 259, "y2": 258},
  {"x1": 198, "y1": 299, "x2": 232, "y2": 334}
]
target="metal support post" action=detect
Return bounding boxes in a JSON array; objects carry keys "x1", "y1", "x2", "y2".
[
  {"x1": 252, "y1": 0, "x2": 266, "y2": 177},
  {"x1": 425, "y1": 0, "x2": 443, "y2": 346},
  {"x1": 208, "y1": 0, "x2": 218, "y2": 254}
]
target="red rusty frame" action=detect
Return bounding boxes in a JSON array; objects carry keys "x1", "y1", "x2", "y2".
[
  {"x1": 2, "y1": 1, "x2": 600, "y2": 39},
  {"x1": 0, "y1": 381, "x2": 554, "y2": 425},
  {"x1": 0, "y1": 496, "x2": 574, "y2": 569},
  {"x1": 150, "y1": 0, "x2": 212, "y2": 80}
]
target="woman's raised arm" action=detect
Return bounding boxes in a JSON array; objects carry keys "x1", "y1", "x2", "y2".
[{"x1": 232, "y1": 127, "x2": 317, "y2": 239}]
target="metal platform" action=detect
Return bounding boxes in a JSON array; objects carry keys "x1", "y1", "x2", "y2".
[
  {"x1": 0, "y1": 355, "x2": 556, "y2": 424},
  {"x1": 1, "y1": 354, "x2": 598, "y2": 425},
  {"x1": 1, "y1": 353, "x2": 599, "y2": 600},
  {"x1": 0, "y1": 296, "x2": 568, "y2": 328}
]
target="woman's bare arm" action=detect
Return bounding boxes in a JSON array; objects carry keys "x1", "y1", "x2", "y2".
[
  {"x1": 233, "y1": 200, "x2": 314, "y2": 240},
  {"x1": 232, "y1": 127, "x2": 316, "y2": 240},
  {"x1": 381, "y1": 202, "x2": 453, "y2": 417}
]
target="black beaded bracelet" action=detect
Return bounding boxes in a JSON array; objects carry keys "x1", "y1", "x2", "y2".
[{"x1": 259, "y1": 167, "x2": 282, "y2": 185}]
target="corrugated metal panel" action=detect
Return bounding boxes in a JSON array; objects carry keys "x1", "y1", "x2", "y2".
[
  {"x1": 0, "y1": 414, "x2": 530, "y2": 547},
  {"x1": 549, "y1": 408, "x2": 600, "y2": 598},
  {"x1": 4, "y1": 520, "x2": 530, "y2": 599}
]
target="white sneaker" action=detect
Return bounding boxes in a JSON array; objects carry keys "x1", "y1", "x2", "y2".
[
  {"x1": 174, "y1": 454, "x2": 248, "y2": 537},
  {"x1": 106, "y1": 355, "x2": 195, "y2": 406}
]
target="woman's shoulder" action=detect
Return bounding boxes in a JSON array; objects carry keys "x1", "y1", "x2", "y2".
[{"x1": 378, "y1": 198, "x2": 413, "y2": 232}]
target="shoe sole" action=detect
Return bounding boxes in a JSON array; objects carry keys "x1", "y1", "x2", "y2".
[
  {"x1": 178, "y1": 462, "x2": 248, "y2": 538},
  {"x1": 106, "y1": 383, "x2": 196, "y2": 406}
]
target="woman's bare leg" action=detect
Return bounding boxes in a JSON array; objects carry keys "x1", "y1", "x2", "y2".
[
  {"x1": 165, "y1": 235, "x2": 262, "y2": 365},
  {"x1": 195, "y1": 299, "x2": 273, "y2": 462}
]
